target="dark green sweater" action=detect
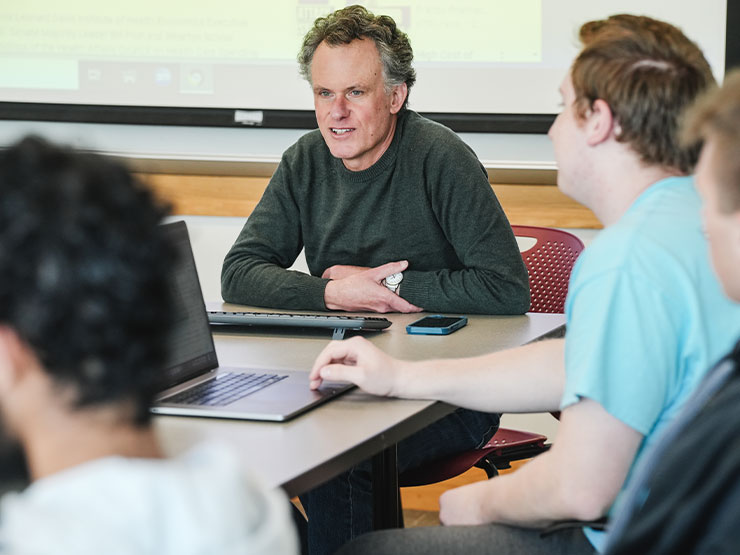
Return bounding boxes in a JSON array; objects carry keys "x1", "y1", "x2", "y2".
[{"x1": 221, "y1": 110, "x2": 529, "y2": 314}]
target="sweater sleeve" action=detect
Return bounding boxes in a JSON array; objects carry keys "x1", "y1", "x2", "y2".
[
  {"x1": 220, "y1": 159, "x2": 329, "y2": 310},
  {"x1": 398, "y1": 134, "x2": 530, "y2": 315}
]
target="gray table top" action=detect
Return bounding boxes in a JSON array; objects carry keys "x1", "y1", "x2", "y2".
[{"x1": 154, "y1": 308, "x2": 565, "y2": 496}]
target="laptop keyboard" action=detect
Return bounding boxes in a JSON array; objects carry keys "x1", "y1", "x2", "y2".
[{"x1": 165, "y1": 372, "x2": 288, "y2": 406}]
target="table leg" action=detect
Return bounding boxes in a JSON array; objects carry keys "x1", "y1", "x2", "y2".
[{"x1": 371, "y1": 444, "x2": 402, "y2": 529}]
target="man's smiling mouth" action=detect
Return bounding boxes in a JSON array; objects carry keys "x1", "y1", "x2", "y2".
[{"x1": 331, "y1": 128, "x2": 354, "y2": 135}]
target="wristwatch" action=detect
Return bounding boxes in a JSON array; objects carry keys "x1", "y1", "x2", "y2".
[{"x1": 382, "y1": 272, "x2": 403, "y2": 294}]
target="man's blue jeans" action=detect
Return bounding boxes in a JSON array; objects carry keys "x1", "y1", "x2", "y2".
[{"x1": 300, "y1": 408, "x2": 500, "y2": 555}]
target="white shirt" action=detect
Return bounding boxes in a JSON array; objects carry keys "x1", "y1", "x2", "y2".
[{"x1": 0, "y1": 442, "x2": 298, "y2": 555}]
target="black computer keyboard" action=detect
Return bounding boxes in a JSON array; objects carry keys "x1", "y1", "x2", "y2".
[
  {"x1": 164, "y1": 372, "x2": 287, "y2": 407},
  {"x1": 207, "y1": 310, "x2": 391, "y2": 331}
]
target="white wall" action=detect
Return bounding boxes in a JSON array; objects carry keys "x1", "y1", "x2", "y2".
[{"x1": 0, "y1": 120, "x2": 558, "y2": 185}]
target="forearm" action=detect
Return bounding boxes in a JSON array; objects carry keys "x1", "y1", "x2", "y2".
[
  {"x1": 441, "y1": 400, "x2": 642, "y2": 530},
  {"x1": 395, "y1": 338, "x2": 565, "y2": 413},
  {"x1": 475, "y1": 450, "x2": 589, "y2": 528},
  {"x1": 221, "y1": 257, "x2": 328, "y2": 310},
  {"x1": 453, "y1": 399, "x2": 644, "y2": 528},
  {"x1": 401, "y1": 267, "x2": 530, "y2": 315}
]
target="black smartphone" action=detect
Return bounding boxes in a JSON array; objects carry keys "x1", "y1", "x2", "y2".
[{"x1": 406, "y1": 315, "x2": 468, "y2": 335}]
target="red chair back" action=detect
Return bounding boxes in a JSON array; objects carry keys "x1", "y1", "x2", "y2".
[{"x1": 512, "y1": 225, "x2": 585, "y2": 314}]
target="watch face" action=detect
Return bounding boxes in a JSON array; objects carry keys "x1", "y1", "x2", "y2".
[{"x1": 385, "y1": 272, "x2": 403, "y2": 286}]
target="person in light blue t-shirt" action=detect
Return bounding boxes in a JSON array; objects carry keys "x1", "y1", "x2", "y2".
[
  {"x1": 561, "y1": 175, "x2": 738, "y2": 551},
  {"x1": 603, "y1": 68, "x2": 740, "y2": 555},
  {"x1": 304, "y1": 14, "x2": 740, "y2": 555}
]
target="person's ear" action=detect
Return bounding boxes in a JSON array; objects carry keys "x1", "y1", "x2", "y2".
[
  {"x1": 389, "y1": 83, "x2": 407, "y2": 115},
  {"x1": 0, "y1": 327, "x2": 29, "y2": 397},
  {"x1": 585, "y1": 99, "x2": 617, "y2": 146}
]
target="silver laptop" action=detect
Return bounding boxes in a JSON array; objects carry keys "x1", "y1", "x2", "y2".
[{"x1": 150, "y1": 220, "x2": 354, "y2": 422}]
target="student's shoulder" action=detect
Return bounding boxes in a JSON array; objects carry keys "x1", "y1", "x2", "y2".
[{"x1": 578, "y1": 221, "x2": 669, "y2": 281}]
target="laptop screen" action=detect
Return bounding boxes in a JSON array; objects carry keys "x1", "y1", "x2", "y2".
[{"x1": 156, "y1": 221, "x2": 219, "y2": 391}]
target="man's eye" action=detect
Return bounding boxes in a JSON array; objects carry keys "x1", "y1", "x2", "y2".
[
  {"x1": 318, "y1": 90, "x2": 331, "y2": 98},
  {"x1": 348, "y1": 90, "x2": 363, "y2": 97}
]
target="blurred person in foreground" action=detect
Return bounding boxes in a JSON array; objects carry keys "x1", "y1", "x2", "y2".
[{"x1": 0, "y1": 136, "x2": 297, "y2": 554}]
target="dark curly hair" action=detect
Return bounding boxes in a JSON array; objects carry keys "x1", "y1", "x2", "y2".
[
  {"x1": 298, "y1": 4, "x2": 416, "y2": 110},
  {"x1": 0, "y1": 136, "x2": 175, "y2": 424}
]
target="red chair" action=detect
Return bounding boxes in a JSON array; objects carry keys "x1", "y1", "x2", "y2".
[
  {"x1": 398, "y1": 226, "x2": 585, "y2": 490},
  {"x1": 513, "y1": 225, "x2": 586, "y2": 314}
]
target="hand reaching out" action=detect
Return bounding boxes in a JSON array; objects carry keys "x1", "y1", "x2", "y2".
[{"x1": 309, "y1": 336, "x2": 406, "y2": 395}]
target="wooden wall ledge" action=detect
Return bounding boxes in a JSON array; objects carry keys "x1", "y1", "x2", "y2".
[{"x1": 138, "y1": 173, "x2": 602, "y2": 230}]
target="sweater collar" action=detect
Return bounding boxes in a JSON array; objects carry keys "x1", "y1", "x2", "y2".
[{"x1": 333, "y1": 109, "x2": 411, "y2": 183}]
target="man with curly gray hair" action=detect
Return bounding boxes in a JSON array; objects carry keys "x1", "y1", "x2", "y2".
[
  {"x1": 222, "y1": 5, "x2": 529, "y2": 554},
  {"x1": 222, "y1": 4, "x2": 528, "y2": 316}
]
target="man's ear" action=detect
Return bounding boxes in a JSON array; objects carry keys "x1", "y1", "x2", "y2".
[
  {"x1": 585, "y1": 99, "x2": 617, "y2": 147},
  {"x1": 389, "y1": 83, "x2": 408, "y2": 115}
]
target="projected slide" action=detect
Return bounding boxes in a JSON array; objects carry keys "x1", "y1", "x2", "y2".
[
  {"x1": 1, "y1": 2, "x2": 539, "y2": 62},
  {"x1": 0, "y1": 1, "x2": 539, "y2": 102},
  {"x1": 0, "y1": 0, "x2": 727, "y2": 116}
]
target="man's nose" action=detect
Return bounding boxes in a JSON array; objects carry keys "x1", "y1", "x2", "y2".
[{"x1": 330, "y1": 95, "x2": 349, "y2": 119}]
